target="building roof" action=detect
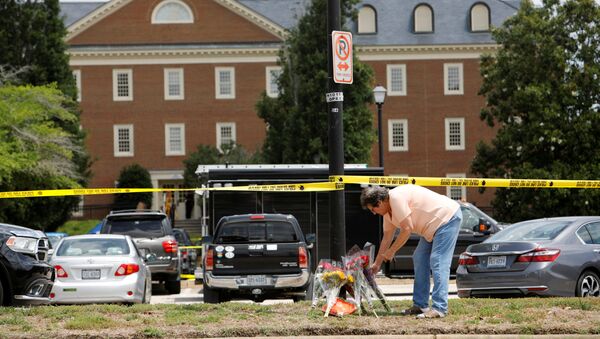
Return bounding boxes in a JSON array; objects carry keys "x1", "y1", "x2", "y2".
[{"x1": 59, "y1": 0, "x2": 521, "y2": 46}]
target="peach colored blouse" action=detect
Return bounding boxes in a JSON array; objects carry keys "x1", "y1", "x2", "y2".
[{"x1": 384, "y1": 185, "x2": 460, "y2": 242}]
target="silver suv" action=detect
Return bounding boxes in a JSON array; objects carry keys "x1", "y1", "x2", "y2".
[{"x1": 100, "y1": 210, "x2": 181, "y2": 294}]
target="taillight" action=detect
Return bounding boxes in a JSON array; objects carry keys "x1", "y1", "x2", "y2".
[
  {"x1": 250, "y1": 215, "x2": 265, "y2": 220},
  {"x1": 115, "y1": 264, "x2": 140, "y2": 276},
  {"x1": 516, "y1": 248, "x2": 560, "y2": 262},
  {"x1": 458, "y1": 253, "x2": 478, "y2": 266},
  {"x1": 298, "y1": 247, "x2": 308, "y2": 269},
  {"x1": 162, "y1": 240, "x2": 178, "y2": 253},
  {"x1": 54, "y1": 265, "x2": 68, "y2": 278},
  {"x1": 205, "y1": 249, "x2": 214, "y2": 271}
]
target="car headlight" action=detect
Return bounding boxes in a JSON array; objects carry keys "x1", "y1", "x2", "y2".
[{"x1": 6, "y1": 236, "x2": 37, "y2": 254}]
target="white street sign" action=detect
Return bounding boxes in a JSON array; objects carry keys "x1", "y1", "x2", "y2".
[{"x1": 332, "y1": 30, "x2": 353, "y2": 84}]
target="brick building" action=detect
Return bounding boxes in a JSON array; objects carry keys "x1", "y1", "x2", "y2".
[{"x1": 60, "y1": 0, "x2": 520, "y2": 220}]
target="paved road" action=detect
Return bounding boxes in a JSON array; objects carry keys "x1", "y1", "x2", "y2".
[{"x1": 150, "y1": 279, "x2": 458, "y2": 305}]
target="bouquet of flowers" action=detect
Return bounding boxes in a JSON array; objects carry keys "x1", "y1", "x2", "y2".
[
  {"x1": 311, "y1": 259, "x2": 356, "y2": 317},
  {"x1": 342, "y1": 243, "x2": 391, "y2": 315}
]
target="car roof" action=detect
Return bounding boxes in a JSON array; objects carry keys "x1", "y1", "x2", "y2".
[
  {"x1": 107, "y1": 209, "x2": 167, "y2": 217},
  {"x1": 62, "y1": 234, "x2": 130, "y2": 240},
  {"x1": 218, "y1": 213, "x2": 296, "y2": 223}
]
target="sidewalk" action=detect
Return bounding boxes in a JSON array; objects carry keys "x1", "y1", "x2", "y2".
[{"x1": 377, "y1": 278, "x2": 458, "y2": 296}]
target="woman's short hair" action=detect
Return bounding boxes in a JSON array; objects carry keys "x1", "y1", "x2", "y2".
[{"x1": 360, "y1": 186, "x2": 389, "y2": 209}]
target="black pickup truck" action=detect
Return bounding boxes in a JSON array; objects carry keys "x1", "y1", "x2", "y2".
[{"x1": 202, "y1": 214, "x2": 313, "y2": 303}]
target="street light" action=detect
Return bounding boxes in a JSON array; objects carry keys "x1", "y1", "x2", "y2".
[{"x1": 373, "y1": 85, "x2": 387, "y2": 168}]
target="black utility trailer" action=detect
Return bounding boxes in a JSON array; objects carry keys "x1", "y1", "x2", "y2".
[{"x1": 195, "y1": 165, "x2": 383, "y2": 265}]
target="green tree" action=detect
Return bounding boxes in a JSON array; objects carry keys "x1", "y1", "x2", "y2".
[
  {"x1": 113, "y1": 164, "x2": 153, "y2": 210},
  {"x1": 0, "y1": 85, "x2": 84, "y2": 230},
  {"x1": 256, "y1": 0, "x2": 375, "y2": 164},
  {"x1": 472, "y1": 0, "x2": 600, "y2": 222},
  {"x1": 0, "y1": 0, "x2": 76, "y2": 98}
]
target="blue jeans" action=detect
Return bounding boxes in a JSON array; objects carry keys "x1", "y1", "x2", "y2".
[{"x1": 411, "y1": 208, "x2": 462, "y2": 314}]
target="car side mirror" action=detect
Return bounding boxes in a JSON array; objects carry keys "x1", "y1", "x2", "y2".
[{"x1": 473, "y1": 218, "x2": 492, "y2": 235}]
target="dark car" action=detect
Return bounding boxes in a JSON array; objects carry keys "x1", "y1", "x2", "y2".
[
  {"x1": 100, "y1": 209, "x2": 181, "y2": 294},
  {"x1": 457, "y1": 216, "x2": 600, "y2": 298},
  {"x1": 202, "y1": 213, "x2": 313, "y2": 303},
  {"x1": 0, "y1": 223, "x2": 54, "y2": 305},
  {"x1": 385, "y1": 201, "x2": 507, "y2": 277},
  {"x1": 172, "y1": 228, "x2": 197, "y2": 275}
]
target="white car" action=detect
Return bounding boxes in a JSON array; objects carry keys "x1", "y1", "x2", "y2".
[{"x1": 49, "y1": 234, "x2": 152, "y2": 304}]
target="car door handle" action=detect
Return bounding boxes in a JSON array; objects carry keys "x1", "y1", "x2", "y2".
[{"x1": 594, "y1": 249, "x2": 600, "y2": 253}]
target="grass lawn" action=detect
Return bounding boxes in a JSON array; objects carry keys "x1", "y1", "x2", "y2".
[
  {"x1": 55, "y1": 219, "x2": 100, "y2": 235},
  {"x1": 1, "y1": 298, "x2": 599, "y2": 338}
]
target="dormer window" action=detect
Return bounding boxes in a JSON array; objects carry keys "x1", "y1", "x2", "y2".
[
  {"x1": 152, "y1": 0, "x2": 194, "y2": 24},
  {"x1": 470, "y1": 3, "x2": 490, "y2": 32},
  {"x1": 413, "y1": 4, "x2": 433, "y2": 33},
  {"x1": 357, "y1": 5, "x2": 377, "y2": 34}
]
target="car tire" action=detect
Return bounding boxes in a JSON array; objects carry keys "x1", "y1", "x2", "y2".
[
  {"x1": 0, "y1": 276, "x2": 4, "y2": 306},
  {"x1": 303, "y1": 277, "x2": 314, "y2": 301},
  {"x1": 576, "y1": 270, "x2": 600, "y2": 297},
  {"x1": 202, "y1": 282, "x2": 221, "y2": 303},
  {"x1": 165, "y1": 279, "x2": 181, "y2": 295},
  {"x1": 142, "y1": 278, "x2": 152, "y2": 304}
]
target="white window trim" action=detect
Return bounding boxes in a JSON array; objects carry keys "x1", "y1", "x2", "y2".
[
  {"x1": 445, "y1": 117, "x2": 465, "y2": 151},
  {"x1": 386, "y1": 64, "x2": 407, "y2": 96},
  {"x1": 444, "y1": 63, "x2": 464, "y2": 95},
  {"x1": 73, "y1": 69, "x2": 81, "y2": 102},
  {"x1": 216, "y1": 122, "x2": 236, "y2": 151},
  {"x1": 112, "y1": 69, "x2": 133, "y2": 101},
  {"x1": 151, "y1": 0, "x2": 194, "y2": 24},
  {"x1": 215, "y1": 67, "x2": 235, "y2": 99},
  {"x1": 471, "y1": 4, "x2": 490, "y2": 32},
  {"x1": 388, "y1": 119, "x2": 408, "y2": 152},
  {"x1": 358, "y1": 6, "x2": 376, "y2": 34},
  {"x1": 164, "y1": 68, "x2": 184, "y2": 100},
  {"x1": 113, "y1": 124, "x2": 134, "y2": 157},
  {"x1": 446, "y1": 173, "x2": 467, "y2": 200},
  {"x1": 265, "y1": 66, "x2": 282, "y2": 98},
  {"x1": 165, "y1": 123, "x2": 186, "y2": 156}
]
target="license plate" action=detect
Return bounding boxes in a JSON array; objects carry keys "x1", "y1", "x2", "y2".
[
  {"x1": 82, "y1": 269, "x2": 101, "y2": 279},
  {"x1": 247, "y1": 275, "x2": 267, "y2": 286},
  {"x1": 487, "y1": 256, "x2": 507, "y2": 268}
]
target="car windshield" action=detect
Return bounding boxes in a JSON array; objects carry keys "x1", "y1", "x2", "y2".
[
  {"x1": 56, "y1": 238, "x2": 130, "y2": 256},
  {"x1": 487, "y1": 220, "x2": 570, "y2": 242},
  {"x1": 106, "y1": 217, "x2": 165, "y2": 238},
  {"x1": 47, "y1": 235, "x2": 64, "y2": 248},
  {"x1": 216, "y1": 221, "x2": 298, "y2": 243}
]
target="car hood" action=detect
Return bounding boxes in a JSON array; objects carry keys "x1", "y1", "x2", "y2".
[{"x1": 0, "y1": 223, "x2": 45, "y2": 238}]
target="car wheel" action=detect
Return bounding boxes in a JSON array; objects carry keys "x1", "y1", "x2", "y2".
[
  {"x1": 0, "y1": 276, "x2": 4, "y2": 306},
  {"x1": 576, "y1": 270, "x2": 600, "y2": 297},
  {"x1": 202, "y1": 281, "x2": 220, "y2": 303},
  {"x1": 165, "y1": 279, "x2": 181, "y2": 294}
]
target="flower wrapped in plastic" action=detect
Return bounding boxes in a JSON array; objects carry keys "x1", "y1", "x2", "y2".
[
  {"x1": 342, "y1": 243, "x2": 392, "y2": 316},
  {"x1": 311, "y1": 259, "x2": 356, "y2": 317}
]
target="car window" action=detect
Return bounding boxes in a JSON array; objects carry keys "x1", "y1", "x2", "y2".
[
  {"x1": 217, "y1": 221, "x2": 298, "y2": 243},
  {"x1": 488, "y1": 220, "x2": 570, "y2": 242},
  {"x1": 460, "y1": 207, "x2": 479, "y2": 233},
  {"x1": 106, "y1": 217, "x2": 165, "y2": 238},
  {"x1": 173, "y1": 231, "x2": 185, "y2": 244},
  {"x1": 577, "y1": 225, "x2": 594, "y2": 244},
  {"x1": 56, "y1": 238, "x2": 130, "y2": 256},
  {"x1": 585, "y1": 222, "x2": 600, "y2": 244}
]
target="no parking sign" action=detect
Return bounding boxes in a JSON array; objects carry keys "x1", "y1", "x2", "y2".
[{"x1": 332, "y1": 30, "x2": 353, "y2": 84}]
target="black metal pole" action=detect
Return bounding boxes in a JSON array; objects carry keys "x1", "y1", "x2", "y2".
[
  {"x1": 327, "y1": 0, "x2": 346, "y2": 261},
  {"x1": 377, "y1": 103, "x2": 384, "y2": 168}
]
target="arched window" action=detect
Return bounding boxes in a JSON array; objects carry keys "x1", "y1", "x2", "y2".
[
  {"x1": 358, "y1": 5, "x2": 377, "y2": 34},
  {"x1": 152, "y1": 0, "x2": 194, "y2": 24},
  {"x1": 413, "y1": 4, "x2": 433, "y2": 33},
  {"x1": 470, "y1": 3, "x2": 490, "y2": 32}
]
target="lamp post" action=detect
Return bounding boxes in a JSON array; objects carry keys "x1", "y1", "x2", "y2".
[{"x1": 373, "y1": 85, "x2": 387, "y2": 168}]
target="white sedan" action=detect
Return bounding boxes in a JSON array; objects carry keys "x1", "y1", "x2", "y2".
[{"x1": 50, "y1": 234, "x2": 151, "y2": 304}]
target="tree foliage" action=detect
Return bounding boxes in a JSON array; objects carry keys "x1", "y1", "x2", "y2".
[
  {"x1": 0, "y1": 0, "x2": 76, "y2": 98},
  {"x1": 182, "y1": 143, "x2": 263, "y2": 187},
  {"x1": 256, "y1": 0, "x2": 375, "y2": 164},
  {"x1": 472, "y1": 0, "x2": 600, "y2": 222},
  {"x1": 0, "y1": 85, "x2": 85, "y2": 230},
  {"x1": 113, "y1": 164, "x2": 153, "y2": 210}
]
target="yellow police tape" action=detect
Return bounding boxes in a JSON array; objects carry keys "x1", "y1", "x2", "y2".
[
  {"x1": 333, "y1": 175, "x2": 600, "y2": 189},
  {"x1": 0, "y1": 181, "x2": 342, "y2": 199},
  {"x1": 1, "y1": 176, "x2": 600, "y2": 199},
  {"x1": 180, "y1": 274, "x2": 196, "y2": 280}
]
